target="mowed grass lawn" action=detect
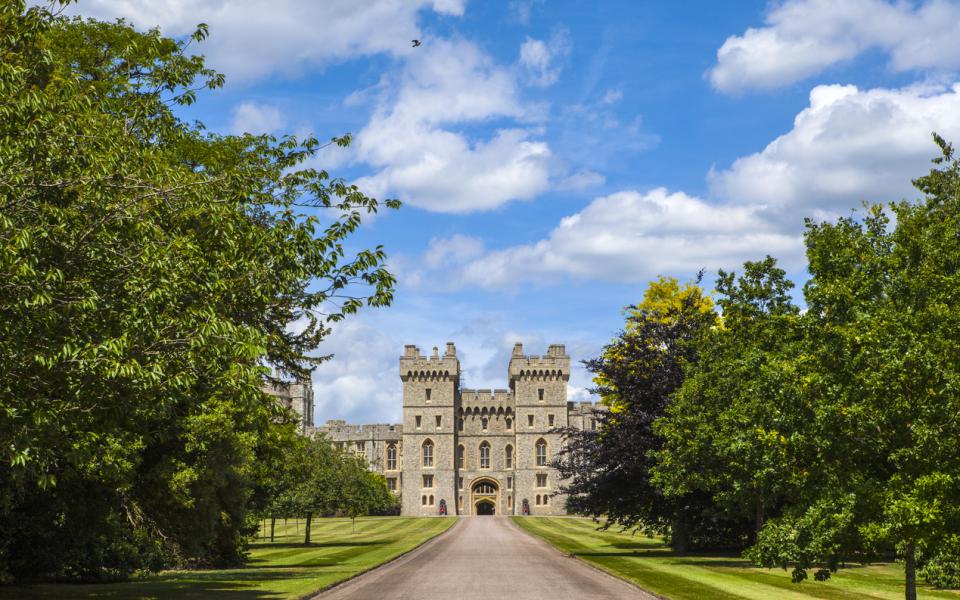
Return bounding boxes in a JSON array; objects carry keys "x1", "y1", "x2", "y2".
[
  {"x1": 514, "y1": 517, "x2": 960, "y2": 600},
  {"x1": 2, "y1": 516, "x2": 455, "y2": 600}
]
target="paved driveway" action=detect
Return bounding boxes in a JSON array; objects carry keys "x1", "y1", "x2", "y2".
[{"x1": 314, "y1": 517, "x2": 656, "y2": 600}]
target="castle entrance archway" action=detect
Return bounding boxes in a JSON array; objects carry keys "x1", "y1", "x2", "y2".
[{"x1": 471, "y1": 478, "x2": 499, "y2": 516}]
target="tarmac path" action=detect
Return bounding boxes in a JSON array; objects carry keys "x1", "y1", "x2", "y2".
[{"x1": 313, "y1": 516, "x2": 657, "y2": 600}]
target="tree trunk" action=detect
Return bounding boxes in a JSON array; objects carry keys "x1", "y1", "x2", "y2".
[
  {"x1": 270, "y1": 516, "x2": 276, "y2": 543},
  {"x1": 671, "y1": 514, "x2": 688, "y2": 555},
  {"x1": 905, "y1": 541, "x2": 917, "y2": 600},
  {"x1": 754, "y1": 497, "x2": 765, "y2": 540},
  {"x1": 304, "y1": 512, "x2": 313, "y2": 545}
]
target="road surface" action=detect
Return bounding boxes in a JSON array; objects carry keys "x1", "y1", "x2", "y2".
[{"x1": 314, "y1": 516, "x2": 657, "y2": 600}]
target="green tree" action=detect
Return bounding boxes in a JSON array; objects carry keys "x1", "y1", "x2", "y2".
[
  {"x1": 654, "y1": 258, "x2": 805, "y2": 543},
  {"x1": 557, "y1": 276, "x2": 748, "y2": 551},
  {"x1": 337, "y1": 455, "x2": 394, "y2": 534},
  {"x1": 744, "y1": 137, "x2": 960, "y2": 598},
  {"x1": 0, "y1": 2, "x2": 398, "y2": 581}
]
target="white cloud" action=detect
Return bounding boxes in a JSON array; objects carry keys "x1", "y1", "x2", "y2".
[
  {"x1": 557, "y1": 170, "x2": 605, "y2": 191},
  {"x1": 710, "y1": 82, "x2": 960, "y2": 221},
  {"x1": 229, "y1": 102, "x2": 286, "y2": 135},
  {"x1": 519, "y1": 29, "x2": 571, "y2": 87},
  {"x1": 420, "y1": 189, "x2": 802, "y2": 290},
  {"x1": 66, "y1": 0, "x2": 466, "y2": 83},
  {"x1": 309, "y1": 310, "x2": 600, "y2": 424},
  {"x1": 601, "y1": 89, "x2": 623, "y2": 104},
  {"x1": 353, "y1": 38, "x2": 555, "y2": 213},
  {"x1": 508, "y1": 0, "x2": 544, "y2": 25},
  {"x1": 311, "y1": 318, "x2": 403, "y2": 424},
  {"x1": 710, "y1": 0, "x2": 960, "y2": 93}
]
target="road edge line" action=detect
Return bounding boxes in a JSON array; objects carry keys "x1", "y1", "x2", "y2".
[
  {"x1": 302, "y1": 517, "x2": 463, "y2": 600},
  {"x1": 506, "y1": 516, "x2": 666, "y2": 600}
]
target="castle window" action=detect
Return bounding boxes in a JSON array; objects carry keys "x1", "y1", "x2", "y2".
[
  {"x1": 457, "y1": 444, "x2": 465, "y2": 469},
  {"x1": 538, "y1": 388, "x2": 544, "y2": 402},
  {"x1": 387, "y1": 477, "x2": 397, "y2": 492},
  {"x1": 527, "y1": 414, "x2": 534, "y2": 428},
  {"x1": 535, "y1": 439, "x2": 548, "y2": 466},
  {"x1": 544, "y1": 495, "x2": 550, "y2": 506},
  {"x1": 536, "y1": 473, "x2": 547, "y2": 488},
  {"x1": 459, "y1": 477, "x2": 464, "y2": 490},
  {"x1": 429, "y1": 495, "x2": 434, "y2": 506},
  {"x1": 548, "y1": 414, "x2": 555, "y2": 427},
  {"x1": 506, "y1": 417, "x2": 513, "y2": 431},
  {"x1": 425, "y1": 388, "x2": 432, "y2": 402},
  {"x1": 435, "y1": 415, "x2": 442, "y2": 429},
  {"x1": 355, "y1": 441, "x2": 366, "y2": 458},
  {"x1": 536, "y1": 494, "x2": 541, "y2": 505},
  {"x1": 508, "y1": 495, "x2": 513, "y2": 509},
  {"x1": 505, "y1": 444, "x2": 513, "y2": 469},
  {"x1": 474, "y1": 482, "x2": 496, "y2": 495},
  {"x1": 387, "y1": 443, "x2": 397, "y2": 470},
  {"x1": 422, "y1": 440, "x2": 434, "y2": 467},
  {"x1": 590, "y1": 418, "x2": 596, "y2": 431},
  {"x1": 415, "y1": 415, "x2": 422, "y2": 429},
  {"x1": 422, "y1": 474, "x2": 434, "y2": 488},
  {"x1": 458, "y1": 418, "x2": 464, "y2": 431},
  {"x1": 481, "y1": 418, "x2": 488, "y2": 431},
  {"x1": 422, "y1": 495, "x2": 427, "y2": 506},
  {"x1": 479, "y1": 442, "x2": 490, "y2": 469},
  {"x1": 507, "y1": 476, "x2": 513, "y2": 490}
]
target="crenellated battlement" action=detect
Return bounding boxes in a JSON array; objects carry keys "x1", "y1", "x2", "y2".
[
  {"x1": 508, "y1": 342, "x2": 570, "y2": 383},
  {"x1": 400, "y1": 342, "x2": 460, "y2": 382},
  {"x1": 316, "y1": 419, "x2": 402, "y2": 438},
  {"x1": 566, "y1": 401, "x2": 606, "y2": 415}
]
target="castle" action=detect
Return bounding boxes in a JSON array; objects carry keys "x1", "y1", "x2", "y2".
[{"x1": 271, "y1": 342, "x2": 602, "y2": 516}]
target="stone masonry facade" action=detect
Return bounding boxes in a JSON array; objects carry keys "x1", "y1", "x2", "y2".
[{"x1": 311, "y1": 341, "x2": 604, "y2": 517}]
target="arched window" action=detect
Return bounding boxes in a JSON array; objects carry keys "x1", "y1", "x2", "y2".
[
  {"x1": 474, "y1": 481, "x2": 496, "y2": 495},
  {"x1": 457, "y1": 444, "x2": 465, "y2": 469},
  {"x1": 479, "y1": 441, "x2": 490, "y2": 469},
  {"x1": 505, "y1": 444, "x2": 513, "y2": 469},
  {"x1": 536, "y1": 494, "x2": 541, "y2": 505},
  {"x1": 429, "y1": 494, "x2": 434, "y2": 506},
  {"x1": 543, "y1": 494, "x2": 549, "y2": 506},
  {"x1": 458, "y1": 417, "x2": 464, "y2": 431},
  {"x1": 421, "y1": 495, "x2": 427, "y2": 505},
  {"x1": 422, "y1": 439, "x2": 434, "y2": 467},
  {"x1": 386, "y1": 443, "x2": 397, "y2": 470},
  {"x1": 535, "y1": 439, "x2": 548, "y2": 466},
  {"x1": 505, "y1": 417, "x2": 513, "y2": 430},
  {"x1": 481, "y1": 417, "x2": 488, "y2": 431}
]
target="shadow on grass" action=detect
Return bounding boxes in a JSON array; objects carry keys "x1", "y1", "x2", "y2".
[
  {"x1": 1, "y1": 570, "x2": 315, "y2": 600},
  {"x1": 248, "y1": 540, "x2": 387, "y2": 550}
]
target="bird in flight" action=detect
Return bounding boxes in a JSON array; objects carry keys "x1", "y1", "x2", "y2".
[{"x1": 411, "y1": 39, "x2": 421, "y2": 47}]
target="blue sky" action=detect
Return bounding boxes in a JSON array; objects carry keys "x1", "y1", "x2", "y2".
[{"x1": 70, "y1": 0, "x2": 960, "y2": 424}]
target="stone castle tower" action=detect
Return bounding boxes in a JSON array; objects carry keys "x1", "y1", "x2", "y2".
[
  {"x1": 400, "y1": 342, "x2": 575, "y2": 516},
  {"x1": 314, "y1": 341, "x2": 603, "y2": 517}
]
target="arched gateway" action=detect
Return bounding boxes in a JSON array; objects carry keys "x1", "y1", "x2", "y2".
[{"x1": 471, "y1": 478, "x2": 499, "y2": 515}]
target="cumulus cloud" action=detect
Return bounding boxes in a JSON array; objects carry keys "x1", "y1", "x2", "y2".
[
  {"x1": 229, "y1": 102, "x2": 286, "y2": 135},
  {"x1": 415, "y1": 189, "x2": 802, "y2": 290},
  {"x1": 309, "y1": 311, "x2": 599, "y2": 424},
  {"x1": 66, "y1": 0, "x2": 465, "y2": 83},
  {"x1": 353, "y1": 38, "x2": 555, "y2": 213},
  {"x1": 519, "y1": 29, "x2": 571, "y2": 87},
  {"x1": 710, "y1": 82, "x2": 960, "y2": 221},
  {"x1": 311, "y1": 318, "x2": 403, "y2": 424},
  {"x1": 710, "y1": 0, "x2": 960, "y2": 93}
]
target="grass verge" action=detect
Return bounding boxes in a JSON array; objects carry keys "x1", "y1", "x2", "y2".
[
  {"x1": 2, "y1": 516, "x2": 456, "y2": 600},
  {"x1": 513, "y1": 516, "x2": 960, "y2": 600}
]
